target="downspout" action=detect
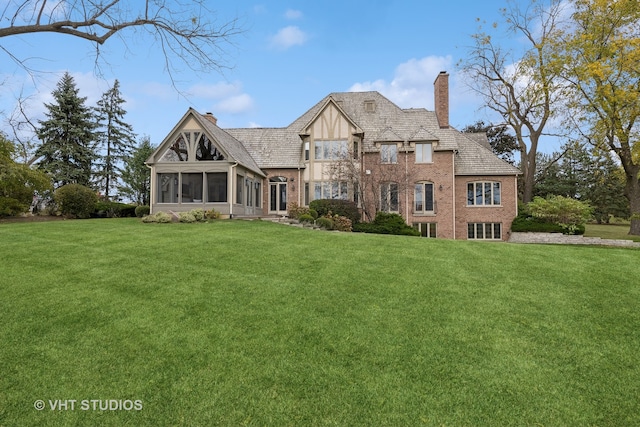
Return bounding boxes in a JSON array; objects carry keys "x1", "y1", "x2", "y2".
[
  {"x1": 404, "y1": 141, "x2": 409, "y2": 221},
  {"x1": 146, "y1": 163, "x2": 154, "y2": 214},
  {"x1": 298, "y1": 167, "x2": 302, "y2": 205},
  {"x1": 452, "y1": 150, "x2": 457, "y2": 239},
  {"x1": 229, "y1": 162, "x2": 238, "y2": 218}
]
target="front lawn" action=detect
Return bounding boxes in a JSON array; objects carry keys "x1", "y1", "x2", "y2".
[
  {"x1": 584, "y1": 223, "x2": 640, "y2": 242},
  {"x1": 1, "y1": 219, "x2": 638, "y2": 426}
]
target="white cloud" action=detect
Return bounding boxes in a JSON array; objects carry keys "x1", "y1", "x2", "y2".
[
  {"x1": 187, "y1": 81, "x2": 243, "y2": 100},
  {"x1": 214, "y1": 94, "x2": 254, "y2": 114},
  {"x1": 248, "y1": 121, "x2": 262, "y2": 128},
  {"x1": 284, "y1": 9, "x2": 303, "y2": 20},
  {"x1": 269, "y1": 26, "x2": 308, "y2": 50}
]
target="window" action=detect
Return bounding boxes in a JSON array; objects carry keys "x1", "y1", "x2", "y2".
[
  {"x1": 304, "y1": 183, "x2": 309, "y2": 206},
  {"x1": 195, "y1": 134, "x2": 225, "y2": 161},
  {"x1": 158, "y1": 173, "x2": 178, "y2": 203},
  {"x1": 181, "y1": 173, "x2": 203, "y2": 203},
  {"x1": 364, "y1": 100, "x2": 376, "y2": 113},
  {"x1": 415, "y1": 143, "x2": 432, "y2": 163},
  {"x1": 381, "y1": 144, "x2": 397, "y2": 164},
  {"x1": 255, "y1": 182, "x2": 261, "y2": 208},
  {"x1": 468, "y1": 223, "x2": 502, "y2": 240},
  {"x1": 415, "y1": 182, "x2": 434, "y2": 213},
  {"x1": 413, "y1": 222, "x2": 437, "y2": 238},
  {"x1": 353, "y1": 140, "x2": 359, "y2": 159},
  {"x1": 314, "y1": 181, "x2": 348, "y2": 200},
  {"x1": 236, "y1": 174, "x2": 243, "y2": 204},
  {"x1": 160, "y1": 135, "x2": 188, "y2": 161},
  {"x1": 381, "y1": 182, "x2": 399, "y2": 212},
  {"x1": 304, "y1": 141, "x2": 310, "y2": 161},
  {"x1": 313, "y1": 140, "x2": 348, "y2": 160},
  {"x1": 206, "y1": 173, "x2": 227, "y2": 202},
  {"x1": 467, "y1": 181, "x2": 501, "y2": 206}
]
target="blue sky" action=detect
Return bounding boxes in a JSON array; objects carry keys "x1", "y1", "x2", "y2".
[{"x1": 1, "y1": 0, "x2": 550, "y2": 152}]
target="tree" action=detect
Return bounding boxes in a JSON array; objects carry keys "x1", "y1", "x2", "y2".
[
  {"x1": 558, "y1": 0, "x2": 640, "y2": 234},
  {"x1": 0, "y1": 133, "x2": 51, "y2": 216},
  {"x1": 94, "y1": 80, "x2": 136, "y2": 200},
  {"x1": 35, "y1": 72, "x2": 97, "y2": 188},
  {"x1": 462, "y1": 121, "x2": 518, "y2": 164},
  {"x1": 119, "y1": 136, "x2": 155, "y2": 205},
  {"x1": 0, "y1": 1, "x2": 242, "y2": 82},
  {"x1": 459, "y1": 0, "x2": 568, "y2": 202}
]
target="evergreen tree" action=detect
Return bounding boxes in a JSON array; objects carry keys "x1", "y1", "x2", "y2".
[
  {"x1": 35, "y1": 72, "x2": 96, "y2": 188},
  {"x1": 120, "y1": 136, "x2": 155, "y2": 206},
  {"x1": 94, "y1": 80, "x2": 137, "y2": 200},
  {"x1": 462, "y1": 121, "x2": 519, "y2": 164}
]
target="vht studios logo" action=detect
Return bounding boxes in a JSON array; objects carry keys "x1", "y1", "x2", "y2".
[{"x1": 34, "y1": 399, "x2": 143, "y2": 411}]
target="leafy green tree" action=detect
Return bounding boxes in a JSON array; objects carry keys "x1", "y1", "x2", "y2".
[
  {"x1": 528, "y1": 195, "x2": 593, "y2": 234},
  {"x1": 0, "y1": 133, "x2": 51, "y2": 216},
  {"x1": 35, "y1": 72, "x2": 96, "y2": 188},
  {"x1": 94, "y1": 80, "x2": 137, "y2": 200},
  {"x1": 462, "y1": 121, "x2": 518, "y2": 164},
  {"x1": 119, "y1": 137, "x2": 155, "y2": 206},
  {"x1": 558, "y1": 0, "x2": 640, "y2": 234}
]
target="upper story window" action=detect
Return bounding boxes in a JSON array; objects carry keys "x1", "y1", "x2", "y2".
[
  {"x1": 314, "y1": 140, "x2": 348, "y2": 160},
  {"x1": 160, "y1": 135, "x2": 188, "y2": 161},
  {"x1": 159, "y1": 132, "x2": 225, "y2": 162},
  {"x1": 364, "y1": 100, "x2": 376, "y2": 113},
  {"x1": 467, "y1": 181, "x2": 501, "y2": 206},
  {"x1": 380, "y1": 144, "x2": 397, "y2": 164},
  {"x1": 380, "y1": 182, "x2": 399, "y2": 212},
  {"x1": 415, "y1": 143, "x2": 432, "y2": 163},
  {"x1": 195, "y1": 134, "x2": 225, "y2": 161},
  {"x1": 304, "y1": 141, "x2": 310, "y2": 161},
  {"x1": 415, "y1": 182, "x2": 434, "y2": 213}
]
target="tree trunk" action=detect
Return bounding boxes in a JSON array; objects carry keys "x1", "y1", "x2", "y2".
[{"x1": 624, "y1": 170, "x2": 640, "y2": 236}]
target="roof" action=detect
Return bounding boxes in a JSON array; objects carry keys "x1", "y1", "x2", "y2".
[{"x1": 157, "y1": 91, "x2": 520, "y2": 177}]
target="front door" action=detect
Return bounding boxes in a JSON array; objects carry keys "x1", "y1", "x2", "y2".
[{"x1": 269, "y1": 177, "x2": 287, "y2": 215}]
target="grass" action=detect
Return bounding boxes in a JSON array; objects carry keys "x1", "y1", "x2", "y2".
[
  {"x1": 0, "y1": 219, "x2": 639, "y2": 426},
  {"x1": 584, "y1": 223, "x2": 640, "y2": 242}
]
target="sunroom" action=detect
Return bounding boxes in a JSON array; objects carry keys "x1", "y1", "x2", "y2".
[{"x1": 146, "y1": 109, "x2": 266, "y2": 217}]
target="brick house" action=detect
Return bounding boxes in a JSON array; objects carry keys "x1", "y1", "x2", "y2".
[{"x1": 146, "y1": 72, "x2": 520, "y2": 240}]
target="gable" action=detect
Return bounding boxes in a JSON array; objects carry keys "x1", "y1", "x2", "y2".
[{"x1": 301, "y1": 98, "x2": 362, "y2": 139}]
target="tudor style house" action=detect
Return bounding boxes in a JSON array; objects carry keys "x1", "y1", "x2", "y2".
[{"x1": 146, "y1": 72, "x2": 520, "y2": 240}]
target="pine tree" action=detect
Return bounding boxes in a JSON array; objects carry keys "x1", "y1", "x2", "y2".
[
  {"x1": 120, "y1": 136, "x2": 155, "y2": 206},
  {"x1": 36, "y1": 72, "x2": 96, "y2": 188},
  {"x1": 94, "y1": 80, "x2": 137, "y2": 200}
]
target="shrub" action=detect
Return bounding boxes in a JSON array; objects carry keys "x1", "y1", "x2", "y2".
[
  {"x1": 190, "y1": 208, "x2": 205, "y2": 222},
  {"x1": 331, "y1": 215, "x2": 352, "y2": 232},
  {"x1": 178, "y1": 212, "x2": 197, "y2": 223},
  {"x1": 298, "y1": 214, "x2": 314, "y2": 224},
  {"x1": 288, "y1": 202, "x2": 310, "y2": 219},
  {"x1": 316, "y1": 217, "x2": 334, "y2": 230},
  {"x1": 308, "y1": 209, "x2": 318, "y2": 219},
  {"x1": 206, "y1": 209, "x2": 221, "y2": 220},
  {"x1": 135, "y1": 205, "x2": 150, "y2": 217},
  {"x1": 353, "y1": 212, "x2": 420, "y2": 236},
  {"x1": 142, "y1": 211, "x2": 172, "y2": 223},
  {"x1": 94, "y1": 201, "x2": 137, "y2": 218},
  {"x1": 526, "y1": 196, "x2": 591, "y2": 234},
  {"x1": 54, "y1": 184, "x2": 98, "y2": 219},
  {"x1": 310, "y1": 199, "x2": 360, "y2": 224}
]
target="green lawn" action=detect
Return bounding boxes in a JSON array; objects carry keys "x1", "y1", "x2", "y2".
[
  {"x1": 1, "y1": 219, "x2": 639, "y2": 426},
  {"x1": 585, "y1": 223, "x2": 640, "y2": 242}
]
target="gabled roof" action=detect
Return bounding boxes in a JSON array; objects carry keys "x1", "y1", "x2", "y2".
[
  {"x1": 454, "y1": 133, "x2": 521, "y2": 175},
  {"x1": 147, "y1": 108, "x2": 264, "y2": 176}
]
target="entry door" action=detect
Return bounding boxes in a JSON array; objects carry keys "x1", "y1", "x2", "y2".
[
  {"x1": 269, "y1": 181, "x2": 287, "y2": 214},
  {"x1": 245, "y1": 179, "x2": 254, "y2": 216}
]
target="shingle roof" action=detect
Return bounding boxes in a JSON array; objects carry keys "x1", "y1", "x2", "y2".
[{"x1": 226, "y1": 91, "x2": 519, "y2": 176}]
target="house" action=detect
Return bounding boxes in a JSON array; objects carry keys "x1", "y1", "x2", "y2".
[{"x1": 146, "y1": 72, "x2": 520, "y2": 240}]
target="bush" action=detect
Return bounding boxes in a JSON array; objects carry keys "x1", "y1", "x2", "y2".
[
  {"x1": 54, "y1": 184, "x2": 98, "y2": 219},
  {"x1": 178, "y1": 212, "x2": 197, "y2": 223},
  {"x1": 308, "y1": 209, "x2": 318, "y2": 220},
  {"x1": 135, "y1": 205, "x2": 150, "y2": 217},
  {"x1": 142, "y1": 211, "x2": 172, "y2": 223},
  {"x1": 94, "y1": 201, "x2": 137, "y2": 218},
  {"x1": 511, "y1": 211, "x2": 586, "y2": 235},
  {"x1": 190, "y1": 208, "x2": 205, "y2": 222},
  {"x1": 316, "y1": 217, "x2": 334, "y2": 230},
  {"x1": 331, "y1": 215, "x2": 352, "y2": 232},
  {"x1": 206, "y1": 209, "x2": 221, "y2": 220},
  {"x1": 298, "y1": 214, "x2": 314, "y2": 224},
  {"x1": 288, "y1": 202, "x2": 310, "y2": 219},
  {"x1": 353, "y1": 212, "x2": 420, "y2": 236},
  {"x1": 310, "y1": 199, "x2": 360, "y2": 224},
  {"x1": 524, "y1": 196, "x2": 591, "y2": 235}
]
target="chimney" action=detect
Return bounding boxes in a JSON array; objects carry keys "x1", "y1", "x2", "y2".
[
  {"x1": 434, "y1": 71, "x2": 449, "y2": 129},
  {"x1": 204, "y1": 112, "x2": 217, "y2": 126}
]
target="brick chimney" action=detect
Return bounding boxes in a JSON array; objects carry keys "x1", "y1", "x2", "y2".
[
  {"x1": 203, "y1": 112, "x2": 217, "y2": 126},
  {"x1": 434, "y1": 71, "x2": 449, "y2": 129}
]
